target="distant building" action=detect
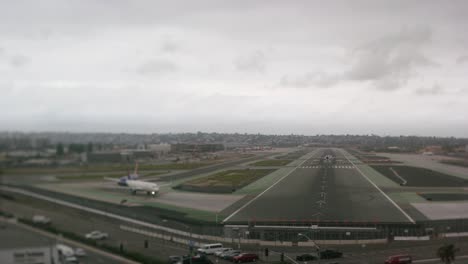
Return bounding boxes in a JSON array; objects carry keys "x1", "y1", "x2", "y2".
[
  {"x1": 0, "y1": 246, "x2": 59, "y2": 264},
  {"x1": 420, "y1": 145, "x2": 444, "y2": 155},
  {"x1": 87, "y1": 152, "x2": 124, "y2": 163},
  {"x1": 171, "y1": 143, "x2": 224, "y2": 153}
]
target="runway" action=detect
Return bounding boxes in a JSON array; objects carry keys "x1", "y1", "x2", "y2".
[{"x1": 223, "y1": 148, "x2": 412, "y2": 224}]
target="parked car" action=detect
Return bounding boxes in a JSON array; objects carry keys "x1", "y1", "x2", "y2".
[
  {"x1": 232, "y1": 253, "x2": 259, "y2": 263},
  {"x1": 296, "y1": 253, "x2": 318, "y2": 261},
  {"x1": 224, "y1": 251, "x2": 242, "y2": 261},
  {"x1": 178, "y1": 255, "x2": 213, "y2": 264},
  {"x1": 74, "y1": 248, "x2": 86, "y2": 257},
  {"x1": 32, "y1": 215, "x2": 51, "y2": 224},
  {"x1": 197, "y1": 243, "x2": 224, "y2": 255},
  {"x1": 385, "y1": 255, "x2": 412, "y2": 264},
  {"x1": 64, "y1": 255, "x2": 79, "y2": 264},
  {"x1": 220, "y1": 250, "x2": 240, "y2": 259},
  {"x1": 56, "y1": 244, "x2": 74, "y2": 257},
  {"x1": 85, "y1": 230, "x2": 108, "y2": 240},
  {"x1": 320, "y1": 249, "x2": 343, "y2": 259},
  {"x1": 169, "y1": 255, "x2": 184, "y2": 264},
  {"x1": 215, "y1": 248, "x2": 233, "y2": 257}
]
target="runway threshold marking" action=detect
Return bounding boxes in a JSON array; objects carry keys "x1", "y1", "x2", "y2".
[
  {"x1": 222, "y1": 151, "x2": 317, "y2": 223},
  {"x1": 339, "y1": 149, "x2": 416, "y2": 224}
]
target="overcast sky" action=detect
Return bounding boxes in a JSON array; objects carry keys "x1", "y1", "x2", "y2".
[{"x1": 1, "y1": 0, "x2": 467, "y2": 137}]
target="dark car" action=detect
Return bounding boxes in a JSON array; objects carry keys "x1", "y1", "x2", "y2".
[
  {"x1": 232, "y1": 253, "x2": 259, "y2": 263},
  {"x1": 296, "y1": 253, "x2": 318, "y2": 261},
  {"x1": 180, "y1": 255, "x2": 213, "y2": 264},
  {"x1": 169, "y1": 256, "x2": 183, "y2": 264},
  {"x1": 384, "y1": 255, "x2": 412, "y2": 264},
  {"x1": 320, "y1": 249, "x2": 343, "y2": 259}
]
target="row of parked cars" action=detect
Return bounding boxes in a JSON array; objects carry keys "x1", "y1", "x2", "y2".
[
  {"x1": 169, "y1": 243, "x2": 259, "y2": 264},
  {"x1": 199, "y1": 243, "x2": 259, "y2": 263}
]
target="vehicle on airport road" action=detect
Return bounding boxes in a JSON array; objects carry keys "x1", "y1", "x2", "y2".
[
  {"x1": 197, "y1": 243, "x2": 224, "y2": 255},
  {"x1": 296, "y1": 253, "x2": 319, "y2": 261},
  {"x1": 214, "y1": 247, "x2": 234, "y2": 257},
  {"x1": 384, "y1": 255, "x2": 412, "y2": 264},
  {"x1": 57, "y1": 244, "x2": 74, "y2": 257},
  {"x1": 177, "y1": 255, "x2": 214, "y2": 264},
  {"x1": 85, "y1": 230, "x2": 108, "y2": 240},
  {"x1": 74, "y1": 248, "x2": 87, "y2": 257},
  {"x1": 232, "y1": 253, "x2": 259, "y2": 263},
  {"x1": 32, "y1": 215, "x2": 51, "y2": 224},
  {"x1": 320, "y1": 249, "x2": 343, "y2": 259}
]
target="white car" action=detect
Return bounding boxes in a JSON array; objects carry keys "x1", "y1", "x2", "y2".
[
  {"x1": 85, "y1": 230, "x2": 108, "y2": 240},
  {"x1": 74, "y1": 248, "x2": 87, "y2": 257},
  {"x1": 197, "y1": 243, "x2": 223, "y2": 255},
  {"x1": 64, "y1": 255, "x2": 79, "y2": 264},
  {"x1": 214, "y1": 248, "x2": 233, "y2": 257},
  {"x1": 32, "y1": 215, "x2": 51, "y2": 224}
]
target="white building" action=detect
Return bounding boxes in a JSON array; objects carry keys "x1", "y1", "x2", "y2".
[{"x1": 0, "y1": 246, "x2": 59, "y2": 264}]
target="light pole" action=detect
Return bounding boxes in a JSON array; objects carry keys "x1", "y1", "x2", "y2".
[
  {"x1": 164, "y1": 220, "x2": 193, "y2": 264},
  {"x1": 298, "y1": 233, "x2": 321, "y2": 264}
]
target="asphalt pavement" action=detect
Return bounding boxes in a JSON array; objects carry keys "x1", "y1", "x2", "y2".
[{"x1": 224, "y1": 148, "x2": 410, "y2": 223}]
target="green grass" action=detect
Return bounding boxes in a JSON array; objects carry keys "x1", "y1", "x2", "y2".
[
  {"x1": 176, "y1": 169, "x2": 276, "y2": 193},
  {"x1": 184, "y1": 169, "x2": 275, "y2": 187},
  {"x1": 250, "y1": 159, "x2": 292, "y2": 166},
  {"x1": 419, "y1": 193, "x2": 468, "y2": 201},
  {"x1": 371, "y1": 165, "x2": 468, "y2": 187}
]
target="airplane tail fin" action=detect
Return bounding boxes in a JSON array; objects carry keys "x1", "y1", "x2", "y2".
[{"x1": 134, "y1": 162, "x2": 139, "y2": 177}]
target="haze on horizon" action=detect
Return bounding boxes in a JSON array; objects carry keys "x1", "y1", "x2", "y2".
[{"x1": 1, "y1": 1, "x2": 467, "y2": 137}]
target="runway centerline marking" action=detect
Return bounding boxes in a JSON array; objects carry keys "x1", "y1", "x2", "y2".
[
  {"x1": 222, "y1": 150, "x2": 319, "y2": 223},
  {"x1": 339, "y1": 149, "x2": 415, "y2": 224}
]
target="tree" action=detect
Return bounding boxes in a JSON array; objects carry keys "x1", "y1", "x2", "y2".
[
  {"x1": 56, "y1": 143, "x2": 64, "y2": 156},
  {"x1": 87, "y1": 142, "x2": 93, "y2": 153},
  {"x1": 437, "y1": 244, "x2": 458, "y2": 264}
]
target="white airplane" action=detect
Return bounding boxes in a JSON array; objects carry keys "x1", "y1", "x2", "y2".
[{"x1": 105, "y1": 163, "x2": 163, "y2": 197}]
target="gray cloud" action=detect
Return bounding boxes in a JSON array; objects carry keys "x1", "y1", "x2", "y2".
[
  {"x1": 9, "y1": 54, "x2": 31, "y2": 67},
  {"x1": 456, "y1": 55, "x2": 468, "y2": 64},
  {"x1": 234, "y1": 50, "x2": 266, "y2": 73},
  {"x1": 136, "y1": 59, "x2": 178, "y2": 75},
  {"x1": 345, "y1": 27, "x2": 437, "y2": 90},
  {"x1": 280, "y1": 72, "x2": 340, "y2": 89},
  {"x1": 161, "y1": 40, "x2": 180, "y2": 53},
  {"x1": 414, "y1": 84, "x2": 444, "y2": 95},
  {"x1": 281, "y1": 27, "x2": 438, "y2": 91}
]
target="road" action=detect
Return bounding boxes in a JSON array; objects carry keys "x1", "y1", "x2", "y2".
[
  {"x1": 224, "y1": 148, "x2": 411, "y2": 223},
  {"x1": 0, "y1": 218, "x2": 130, "y2": 264}
]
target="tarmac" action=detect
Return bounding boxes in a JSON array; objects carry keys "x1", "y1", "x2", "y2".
[{"x1": 223, "y1": 148, "x2": 412, "y2": 224}]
